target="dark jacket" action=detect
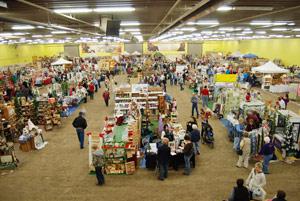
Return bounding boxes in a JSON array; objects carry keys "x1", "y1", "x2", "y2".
[
  {"x1": 231, "y1": 186, "x2": 250, "y2": 201},
  {"x1": 190, "y1": 129, "x2": 200, "y2": 142},
  {"x1": 72, "y1": 116, "x2": 87, "y2": 129},
  {"x1": 183, "y1": 142, "x2": 193, "y2": 156},
  {"x1": 259, "y1": 142, "x2": 275, "y2": 155},
  {"x1": 157, "y1": 144, "x2": 170, "y2": 164},
  {"x1": 272, "y1": 198, "x2": 287, "y2": 201}
]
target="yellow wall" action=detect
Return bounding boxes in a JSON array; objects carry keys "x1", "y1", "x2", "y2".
[
  {"x1": 203, "y1": 39, "x2": 300, "y2": 66},
  {"x1": 0, "y1": 44, "x2": 64, "y2": 67}
]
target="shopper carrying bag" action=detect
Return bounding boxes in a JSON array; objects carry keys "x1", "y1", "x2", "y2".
[
  {"x1": 245, "y1": 162, "x2": 266, "y2": 201},
  {"x1": 236, "y1": 132, "x2": 251, "y2": 168}
]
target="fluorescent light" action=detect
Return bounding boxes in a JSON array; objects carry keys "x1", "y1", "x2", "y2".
[
  {"x1": 242, "y1": 31, "x2": 253, "y2": 34},
  {"x1": 32, "y1": 35, "x2": 43, "y2": 38},
  {"x1": 94, "y1": 22, "x2": 100, "y2": 27},
  {"x1": 37, "y1": 26, "x2": 45, "y2": 29},
  {"x1": 122, "y1": 28, "x2": 140, "y2": 32},
  {"x1": 296, "y1": 35, "x2": 300, "y2": 37},
  {"x1": 120, "y1": 21, "x2": 140, "y2": 26},
  {"x1": 217, "y1": 6, "x2": 234, "y2": 11},
  {"x1": 12, "y1": 25, "x2": 35, "y2": 30},
  {"x1": 256, "y1": 31, "x2": 266, "y2": 34},
  {"x1": 250, "y1": 21, "x2": 272, "y2": 26},
  {"x1": 177, "y1": 27, "x2": 197, "y2": 31},
  {"x1": 190, "y1": 20, "x2": 219, "y2": 25},
  {"x1": 0, "y1": 33, "x2": 13, "y2": 37},
  {"x1": 93, "y1": 7, "x2": 135, "y2": 12},
  {"x1": 271, "y1": 28, "x2": 288, "y2": 31},
  {"x1": 54, "y1": 8, "x2": 92, "y2": 14},
  {"x1": 219, "y1": 27, "x2": 234, "y2": 31},
  {"x1": 13, "y1": 32, "x2": 28, "y2": 36},
  {"x1": 51, "y1": 31, "x2": 67, "y2": 34},
  {"x1": 44, "y1": 35, "x2": 53, "y2": 37},
  {"x1": 292, "y1": 28, "x2": 300, "y2": 32}
]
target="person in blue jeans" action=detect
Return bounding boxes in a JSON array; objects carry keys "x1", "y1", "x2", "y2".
[
  {"x1": 72, "y1": 111, "x2": 88, "y2": 149},
  {"x1": 190, "y1": 124, "x2": 201, "y2": 155},
  {"x1": 259, "y1": 137, "x2": 275, "y2": 174},
  {"x1": 191, "y1": 93, "x2": 199, "y2": 117},
  {"x1": 92, "y1": 144, "x2": 105, "y2": 185},
  {"x1": 157, "y1": 138, "x2": 171, "y2": 181},
  {"x1": 183, "y1": 135, "x2": 194, "y2": 175}
]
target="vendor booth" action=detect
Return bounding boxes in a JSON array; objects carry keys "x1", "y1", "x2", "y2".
[{"x1": 252, "y1": 61, "x2": 289, "y2": 92}]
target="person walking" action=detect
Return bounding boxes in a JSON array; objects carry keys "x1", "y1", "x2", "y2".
[
  {"x1": 72, "y1": 111, "x2": 87, "y2": 149},
  {"x1": 179, "y1": 74, "x2": 184, "y2": 90},
  {"x1": 201, "y1": 85, "x2": 209, "y2": 108},
  {"x1": 88, "y1": 81, "x2": 95, "y2": 100},
  {"x1": 246, "y1": 162, "x2": 266, "y2": 201},
  {"x1": 92, "y1": 144, "x2": 105, "y2": 186},
  {"x1": 183, "y1": 135, "x2": 194, "y2": 175},
  {"x1": 190, "y1": 124, "x2": 201, "y2": 155},
  {"x1": 191, "y1": 93, "x2": 199, "y2": 117},
  {"x1": 236, "y1": 132, "x2": 251, "y2": 168},
  {"x1": 259, "y1": 136, "x2": 275, "y2": 174},
  {"x1": 102, "y1": 89, "x2": 110, "y2": 107},
  {"x1": 228, "y1": 178, "x2": 250, "y2": 201},
  {"x1": 157, "y1": 138, "x2": 171, "y2": 181}
]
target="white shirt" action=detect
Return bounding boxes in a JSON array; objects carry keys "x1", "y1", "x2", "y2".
[{"x1": 279, "y1": 99, "x2": 286, "y2": 109}]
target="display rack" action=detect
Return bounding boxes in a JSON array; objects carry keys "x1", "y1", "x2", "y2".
[{"x1": 115, "y1": 85, "x2": 163, "y2": 114}]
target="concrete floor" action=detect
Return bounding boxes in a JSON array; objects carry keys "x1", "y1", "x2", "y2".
[{"x1": 1, "y1": 76, "x2": 299, "y2": 201}]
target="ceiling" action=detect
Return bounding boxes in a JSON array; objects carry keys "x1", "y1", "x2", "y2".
[{"x1": 0, "y1": 0, "x2": 299, "y2": 44}]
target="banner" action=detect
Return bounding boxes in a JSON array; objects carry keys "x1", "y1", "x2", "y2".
[
  {"x1": 215, "y1": 74, "x2": 237, "y2": 83},
  {"x1": 81, "y1": 43, "x2": 122, "y2": 54},
  {"x1": 146, "y1": 42, "x2": 185, "y2": 52}
]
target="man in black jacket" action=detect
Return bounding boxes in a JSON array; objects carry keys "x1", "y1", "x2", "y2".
[
  {"x1": 157, "y1": 138, "x2": 171, "y2": 181},
  {"x1": 72, "y1": 111, "x2": 87, "y2": 149},
  {"x1": 228, "y1": 178, "x2": 250, "y2": 201},
  {"x1": 190, "y1": 124, "x2": 201, "y2": 155}
]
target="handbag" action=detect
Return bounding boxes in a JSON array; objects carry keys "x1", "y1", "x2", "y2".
[{"x1": 237, "y1": 149, "x2": 243, "y2": 155}]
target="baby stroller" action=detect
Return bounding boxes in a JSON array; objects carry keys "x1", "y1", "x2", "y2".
[{"x1": 201, "y1": 121, "x2": 214, "y2": 148}]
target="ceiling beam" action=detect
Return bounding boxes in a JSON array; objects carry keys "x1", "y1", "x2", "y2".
[
  {"x1": 16, "y1": 0, "x2": 105, "y2": 34},
  {"x1": 157, "y1": 0, "x2": 237, "y2": 36},
  {"x1": 151, "y1": 0, "x2": 182, "y2": 34}
]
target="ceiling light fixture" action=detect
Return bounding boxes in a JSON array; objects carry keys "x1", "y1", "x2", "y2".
[
  {"x1": 256, "y1": 31, "x2": 266, "y2": 34},
  {"x1": 51, "y1": 31, "x2": 68, "y2": 34},
  {"x1": 176, "y1": 27, "x2": 197, "y2": 31},
  {"x1": 250, "y1": 21, "x2": 272, "y2": 26},
  {"x1": 190, "y1": 20, "x2": 219, "y2": 25},
  {"x1": 93, "y1": 7, "x2": 135, "y2": 13},
  {"x1": 120, "y1": 21, "x2": 140, "y2": 26},
  {"x1": 12, "y1": 25, "x2": 35, "y2": 30},
  {"x1": 32, "y1": 35, "x2": 43, "y2": 38},
  {"x1": 271, "y1": 28, "x2": 288, "y2": 31},
  {"x1": 292, "y1": 28, "x2": 300, "y2": 31},
  {"x1": 54, "y1": 8, "x2": 92, "y2": 14},
  {"x1": 217, "y1": 6, "x2": 234, "y2": 11},
  {"x1": 122, "y1": 28, "x2": 140, "y2": 32}
]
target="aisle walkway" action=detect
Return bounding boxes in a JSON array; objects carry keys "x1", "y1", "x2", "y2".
[{"x1": 0, "y1": 77, "x2": 299, "y2": 201}]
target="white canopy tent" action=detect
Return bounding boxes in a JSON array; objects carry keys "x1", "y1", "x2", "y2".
[
  {"x1": 252, "y1": 61, "x2": 289, "y2": 74},
  {"x1": 51, "y1": 58, "x2": 72, "y2": 66},
  {"x1": 132, "y1": 51, "x2": 141, "y2": 56},
  {"x1": 121, "y1": 51, "x2": 131, "y2": 56},
  {"x1": 229, "y1": 51, "x2": 243, "y2": 58}
]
